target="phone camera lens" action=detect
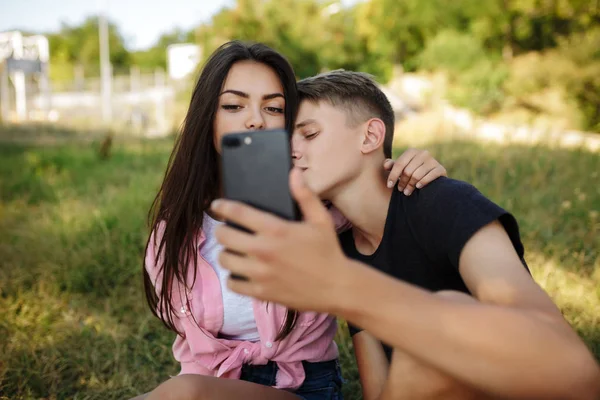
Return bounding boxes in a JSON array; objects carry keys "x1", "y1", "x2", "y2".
[{"x1": 223, "y1": 136, "x2": 241, "y2": 147}]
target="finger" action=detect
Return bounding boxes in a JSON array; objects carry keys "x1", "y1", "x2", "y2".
[
  {"x1": 383, "y1": 158, "x2": 394, "y2": 170},
  {"x1": 399, "y1": 149, "x2": 434, "y2": 189},
  {"x1": 211, "y1": 199, "x2": 286, "y2": 235},
  {"x1": 405, "y1": 157, "x2": 446, "y2": 190},
  {"x1": 408, "y1": 159, "x2": 446, "y2": 189},
  {"x1": 386, "y1": 149, "x2": 418, "y2": 189},
  {"x1": 289, "y1": 168, "x2": 331, "y2": 226},
  {"x1": 397, "y1": 167, "x2": 414, "y2": 192},
  {"x1": 406, "y1": 163, "x2": 431, "y2": 190},
  {"x1": 396, "y1": 158, "x2": 425, "y2": 192},
  {"x1": 416, "y1": 167, "x2": 447, "y2": 189},
  {"x1": 220, "y1": 253, "x2": 269, "y2": 298},
  {"x1": 402, "y1": 164, "x2": 430, "y2": 196},
  {"x1": 403, "y1": 150, "x2": 431, "y2": 177},
  {"x1": 218, "y1": 247, "x2": 261, "y2": 279},
  {"x1": 214, "y1": 224, "x2": 259, "y2": 255},
  {"x1": 227, "y1": 275, "x2": 262, "y2": 299}
]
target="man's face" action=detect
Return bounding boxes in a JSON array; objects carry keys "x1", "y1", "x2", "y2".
[{"x1": 292, "y1": 100, "x2": 363, "y2": 198}]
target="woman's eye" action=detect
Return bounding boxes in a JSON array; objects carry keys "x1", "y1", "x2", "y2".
[
  {"x1": 222, "y1": 105, "x2": 242, "y2": 110},
  {"x1": 265, "y1": 107, "x2": 284, "y2": 113},
  {"x1": 305, "y1": 132, "x2": 318, "y2": 139}
]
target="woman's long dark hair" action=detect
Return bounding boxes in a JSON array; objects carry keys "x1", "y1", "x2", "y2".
[{"x1": 143, "y1": 41, "x2": 299, "y2": 340}]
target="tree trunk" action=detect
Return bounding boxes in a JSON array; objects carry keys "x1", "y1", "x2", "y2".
[{"x1": 502, "y1": 0, "x2": 515, "y2": 62}]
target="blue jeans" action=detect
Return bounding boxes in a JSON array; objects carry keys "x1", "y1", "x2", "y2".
[{"x1": 239, "y1": 359, "x2": 344, "y2": 400}]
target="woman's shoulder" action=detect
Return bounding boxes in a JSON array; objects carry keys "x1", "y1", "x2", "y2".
[
  {"x1": 328, "y1": 204, "x2": 352, "y2": 233},
  {"x1": 145, "y1": 220, "x2": 208, "y2": 275}
]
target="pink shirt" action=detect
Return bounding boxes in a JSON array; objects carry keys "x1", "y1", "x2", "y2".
[{"x1": 145, "y1": 215, "x2": 346, "y2": 390}]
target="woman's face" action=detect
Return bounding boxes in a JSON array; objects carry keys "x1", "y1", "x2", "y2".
[{"x1": 213, "y1": 60, "x2": 286, "y2": 153}]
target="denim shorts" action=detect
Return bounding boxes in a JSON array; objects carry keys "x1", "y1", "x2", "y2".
[{"x1": 239, "y1": 359, "x2": 344, "y2": 400}]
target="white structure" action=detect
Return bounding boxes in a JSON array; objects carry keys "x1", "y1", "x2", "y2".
[
  {"x1": 0, "y1": 31, "x2": 50, "y2": 122},
  {"x1": 167, "y1": 43, "x2": 201, "y2": 80}
]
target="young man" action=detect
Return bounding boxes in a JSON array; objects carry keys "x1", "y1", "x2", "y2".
[{"x1": 211, "y1": 71, "x2": 600, "y2": 399}]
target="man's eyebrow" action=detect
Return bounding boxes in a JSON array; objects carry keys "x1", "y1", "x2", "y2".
[{"x1": 295, "y1": 119, "x2": 317, "y2": 129}]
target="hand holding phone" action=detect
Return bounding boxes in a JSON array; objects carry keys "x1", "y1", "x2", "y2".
[{"x1": 220, "y1": 129, "x2": 300, "y2": 279}]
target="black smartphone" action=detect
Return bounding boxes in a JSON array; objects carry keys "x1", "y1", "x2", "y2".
[
  {"x1": 221, "y1": 128, "x2": 299, "y2": 223},
  {"x1": 220, "y1": 129, "x2": 299, "y2": 279}
]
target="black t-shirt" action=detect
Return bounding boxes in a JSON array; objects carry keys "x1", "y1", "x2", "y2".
[{"x1": 339, "y1": 177, "x2": 527, "y2": 361}]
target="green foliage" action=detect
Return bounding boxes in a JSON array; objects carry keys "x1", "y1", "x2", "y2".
[
  {"x1": 501, "y1": 28, "x2": 600, "y2": 131},
  {"x1": 417, "y1": 30, "x2": 487, "y2": 74},
  {"x1": 196, "y1": 0, "x2": 371, "y2": 79},
  {"x1": 131, "y1": 29, "x2": 195, "y2": 72},
  {"x1": 47, "y1": 17, "x2": 131, "y2": 80},
  {"x1": 449, "y1": 59, "x2": 510, "y2": 115},
  {"x1": 30, "y1": 0, "x2": 600, "y2": 129},
  {"x1": 356, "y1": 0, "x2": 477, "y2": 72},
  {"x1": 555, "y1": 29, "x2": 600, "y2": 131},
  {"x1": 416, "y1": 31, "x2": 509, "y2": 115}
]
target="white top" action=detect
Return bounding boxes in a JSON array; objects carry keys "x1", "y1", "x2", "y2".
[{"x1": 200, "y1": 213, "x2": 260, "y2": 342}]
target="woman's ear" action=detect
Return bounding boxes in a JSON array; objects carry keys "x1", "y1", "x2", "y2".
[{"x1": 360, "y1": 118, "x2": 386, "y2": 155}]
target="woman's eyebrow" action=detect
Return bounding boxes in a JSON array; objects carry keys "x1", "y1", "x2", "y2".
[
  {"x1": 220, "y1": 90, "x2": 284, "y2": 100},
  {"x1": 220, "y1": 89, "x2": 249, "y2": 98},
  {"x1": 262, "y1": 93, "x2": 284, "y2": 100}
]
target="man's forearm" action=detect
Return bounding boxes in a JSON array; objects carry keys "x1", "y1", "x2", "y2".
[{"x1": 331, "y1": 260, "x2": 600, "y2": 399}]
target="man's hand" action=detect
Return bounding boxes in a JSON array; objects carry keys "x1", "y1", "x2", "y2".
[{"x1": 211, "y1": 168, "x2": 350, "y2": 313}]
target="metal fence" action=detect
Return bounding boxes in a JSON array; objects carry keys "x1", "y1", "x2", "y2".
[{"x1": 1, "y1": 65, "x2": 190, "y2": 136}]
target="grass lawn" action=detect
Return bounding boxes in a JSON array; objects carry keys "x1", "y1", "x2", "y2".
[{"x1": 1, "y1": 131, "x2": 598, "y2": 399}]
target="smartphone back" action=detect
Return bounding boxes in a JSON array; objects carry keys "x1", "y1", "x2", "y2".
[{"x1": 221, "y1": 129, "x2": 298, "y2": 223}]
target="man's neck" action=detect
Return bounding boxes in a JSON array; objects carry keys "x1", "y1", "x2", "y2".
[{"x1": 328, "y1": 169, "x2": 392, "y2": 255}]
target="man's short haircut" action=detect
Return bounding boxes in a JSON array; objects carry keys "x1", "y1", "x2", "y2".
[{"x1": 297, "y1": 70, "x2": 395, "y2": 158}]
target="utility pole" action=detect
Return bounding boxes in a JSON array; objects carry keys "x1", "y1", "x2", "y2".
[
  {"x1": 11, "y1": 32, "x2": 26, "y2": 121},
  {"x1": 99, "y1": 1, "x2": 112, "y2": 125}
]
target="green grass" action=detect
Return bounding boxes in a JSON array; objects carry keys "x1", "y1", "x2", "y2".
[{"x1": 0, "y1": 133, "x2": 598, "y2": 399}]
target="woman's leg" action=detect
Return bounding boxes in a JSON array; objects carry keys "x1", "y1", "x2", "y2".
[
  {"x1": 144, "y1": 374, "x2": 301, "y2": 400},
  {"x1": 377, "y1": 291, "x2": 492, "y2": 400}
]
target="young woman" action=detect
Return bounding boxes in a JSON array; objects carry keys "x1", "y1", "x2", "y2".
[{"x1": 139, "y1": 41, "x2": 448, "y2": 400}]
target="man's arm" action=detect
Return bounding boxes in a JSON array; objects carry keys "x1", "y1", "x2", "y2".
[
  {"x1": 352, "y1": 331, "x2": 389, "y2": 400},
  {"x1": 334, "y1": 221, "x2": 600, "y2": 400},
  {"x1": 211, "y1": 171, "x2": 600, "y2": 400}
]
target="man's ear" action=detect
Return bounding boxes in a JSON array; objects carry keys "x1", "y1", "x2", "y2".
[{"x1": 360, "y1": 118, "x2": 386, "y2": 155}]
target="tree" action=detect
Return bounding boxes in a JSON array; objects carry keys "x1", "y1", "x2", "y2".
[
  {"x1": 196, "y1": 0, "x2": 372, "y2": 79},
  {"x1": 47, "y1": 16, "x2": 130, "y2": 80},
  {"x1": 131, "y1": 28, "x2": 195, "y2": 72}
]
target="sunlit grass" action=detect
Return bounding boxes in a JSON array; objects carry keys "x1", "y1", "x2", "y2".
[{"x1": 0, "y1": 131, "x2": 598, "y2": 399}]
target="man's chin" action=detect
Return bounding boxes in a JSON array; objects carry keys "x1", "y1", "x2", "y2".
[
  {"x1": 302, "y1": 176, "x2": 324, "y2": 197},
  {"x1": 295, "y1": 170, "x2": 329, "y2": 198},
  {"x1": 310, "y1": 184, "x2": 332, "y2": 201}
]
